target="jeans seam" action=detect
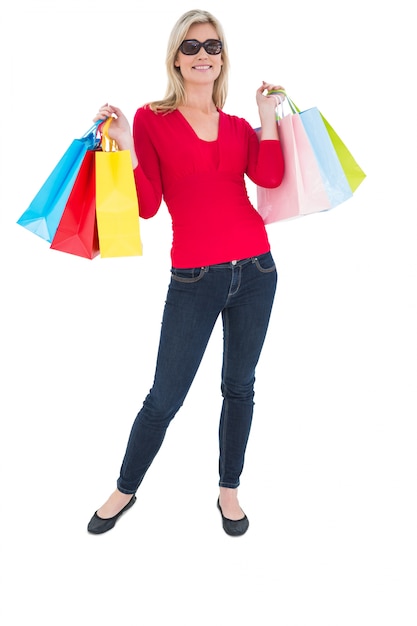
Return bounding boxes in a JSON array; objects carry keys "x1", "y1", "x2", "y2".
[
  {"x1": 220, "y1": 308, "x2": 230, "y2": 485},
  {"x1": 228, "y1": 265, "x2": 242, "y2": 298}
]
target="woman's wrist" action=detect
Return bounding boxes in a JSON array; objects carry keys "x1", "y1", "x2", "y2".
[{"x1": 258, "y1": 118, "x2": 279, "y2": 140}]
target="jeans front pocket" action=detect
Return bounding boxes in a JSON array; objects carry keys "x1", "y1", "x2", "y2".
[
  {"x1": 253, "y1": 252, "x2": 276, "y2": 274},
  {"x1": 171, "y1": 266, "x2": 207, "y2": 283}
]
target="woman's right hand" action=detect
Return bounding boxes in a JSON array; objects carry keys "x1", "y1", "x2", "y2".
[
  {"x1": 93, "y1": 103, "x2": 133, "y2": 150},
  {"x1": 94, "y1": 103, "x2": 138, "y2": 167}
]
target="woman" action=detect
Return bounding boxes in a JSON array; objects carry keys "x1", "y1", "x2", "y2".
[{"x1": 88, "y1": 8, "x2": 284, "y2": 536}]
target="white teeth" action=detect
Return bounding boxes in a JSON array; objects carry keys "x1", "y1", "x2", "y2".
[{"x1": 193, "y1": 65, "x2": 211, "y2": 70}]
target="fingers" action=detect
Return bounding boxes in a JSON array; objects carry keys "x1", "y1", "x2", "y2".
[
  {"x1": 256, "y1": 83, "x2": 284, "y2": 106},
  {"x1": 92, "y1": 103, "x2": 119, "y2": 123},
  {"x1": 259, "y1": 82, "x2": 284, "y2": 93}
]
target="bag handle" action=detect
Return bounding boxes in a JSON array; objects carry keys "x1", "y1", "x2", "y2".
[
  {"x1": 81, "y1": 119, "x2": 103, "y2": 149},
  {"x1": 267, "y1": 89, "x2": 299, "y2": 119},
  {"x1": 83, "y1": 119, "x2": 104, "y2": 137},
  {"x1": 99, "y1": 117, "x2": 118, "y2": 152}
]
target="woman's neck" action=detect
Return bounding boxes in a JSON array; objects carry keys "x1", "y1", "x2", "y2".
[{"x1": 180, "y1": 87, "x2": 217, "y2": 114}]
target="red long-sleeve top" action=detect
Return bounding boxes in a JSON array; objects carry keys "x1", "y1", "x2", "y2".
[{"x1": 132, "y1": 105, "x2": 284, "y2": 268}]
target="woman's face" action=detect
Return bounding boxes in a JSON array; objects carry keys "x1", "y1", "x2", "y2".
[{"x1": 174, "y1": 22, "x2": 223, "y2": 88}]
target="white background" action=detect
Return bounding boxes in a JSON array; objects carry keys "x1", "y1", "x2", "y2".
[{"x1": 1, "y1": 1, "x2": 416, "y2": 625}]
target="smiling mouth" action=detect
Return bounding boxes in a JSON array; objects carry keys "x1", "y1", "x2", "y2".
[{"x1": 193, "y1": 65, "x2": 211, "y2": 70}]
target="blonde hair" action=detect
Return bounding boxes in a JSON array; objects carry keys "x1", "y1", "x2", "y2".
[{"x1": 148, "y1": 9, "x2": 229, "y2": 113}]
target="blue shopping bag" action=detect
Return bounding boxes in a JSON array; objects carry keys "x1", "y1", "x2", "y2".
[
  {"x1": 299, "y1": 106, "x2": 353, "y2": 208},
  {"x1": 17, "y1": 120, "x2": 101, "y2": 242}
]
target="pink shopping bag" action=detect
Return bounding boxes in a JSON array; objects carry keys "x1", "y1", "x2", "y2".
[{"x1": 256, "y1": 113, "x2": 331, "y2": 224}]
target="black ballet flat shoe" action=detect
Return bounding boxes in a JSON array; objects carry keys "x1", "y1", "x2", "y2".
[
  {"x1": 87, "y1": 495, "x2": 137, "y2": 535},
  {"x1": 217, "y1": 498, "x2": 249, "y2": 537}
]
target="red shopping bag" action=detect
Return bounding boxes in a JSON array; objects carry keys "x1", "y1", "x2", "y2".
[{"x1": 50, "y1": 150, "x2": 99, "y2": 259}]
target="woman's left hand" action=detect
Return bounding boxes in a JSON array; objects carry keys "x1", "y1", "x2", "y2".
[
  {"x1": 256, "y1": 82, "x2": 285, "y2": 140},
  {"x1": 256, "y1": 82, "x2": 285, "y2": 113}
]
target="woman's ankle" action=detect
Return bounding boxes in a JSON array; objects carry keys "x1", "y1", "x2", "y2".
[{"x1": 97, "y1": 490, "x2": 133, "y2": 519}]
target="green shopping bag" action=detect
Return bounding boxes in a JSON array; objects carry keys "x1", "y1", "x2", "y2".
[{"x1": 320, "y1": 115, "x2": 366, "y2": 192}]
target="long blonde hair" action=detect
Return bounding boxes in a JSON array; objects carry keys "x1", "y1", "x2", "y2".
[{"x1": 148, "y1": 9, "x2": 229, "y2": 113}]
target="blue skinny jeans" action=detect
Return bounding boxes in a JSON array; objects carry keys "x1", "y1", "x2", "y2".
[{"x1": 117, "y1": 251, "x2": 277, "y2": 493}]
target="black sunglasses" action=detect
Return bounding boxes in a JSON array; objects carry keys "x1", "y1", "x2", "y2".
[{"x1": 179, "y1": 39, "x2": 223, "y2": 56}]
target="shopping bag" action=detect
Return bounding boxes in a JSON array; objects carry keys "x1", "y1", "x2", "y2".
[
  {"x1": 50, "y1": 150, "x2": 100, "y2": 259},
  {"x1": 298, "y1": 106, "x2": 354, "y2": 208},
  {"x1": 285, "y1": 91, "x2": 366, "y2": 197},
  {"x1": 256, "y1": 90, "x2": 365, "y2": 223},
  {"x1": 95, "y1": 118, "x2": 142, "y2": 258},
  {"x1": 17, "y1": 120, "x2": 101, "y2": 242},
  {"x1": 256, "y1": 106, "x2": 331, "y2": 223},
  {"x1": 320, "y1": 114, "x2": 366, "y2": 192}
]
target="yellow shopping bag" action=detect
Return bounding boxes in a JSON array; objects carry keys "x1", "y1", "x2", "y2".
[{"x1": 95, "y1": 117, "x2": 142, "y2": 258}]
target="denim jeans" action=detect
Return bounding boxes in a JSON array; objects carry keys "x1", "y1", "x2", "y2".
[{"x1": 116, "y1": 251, "x2": 277, "y2": 494}]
